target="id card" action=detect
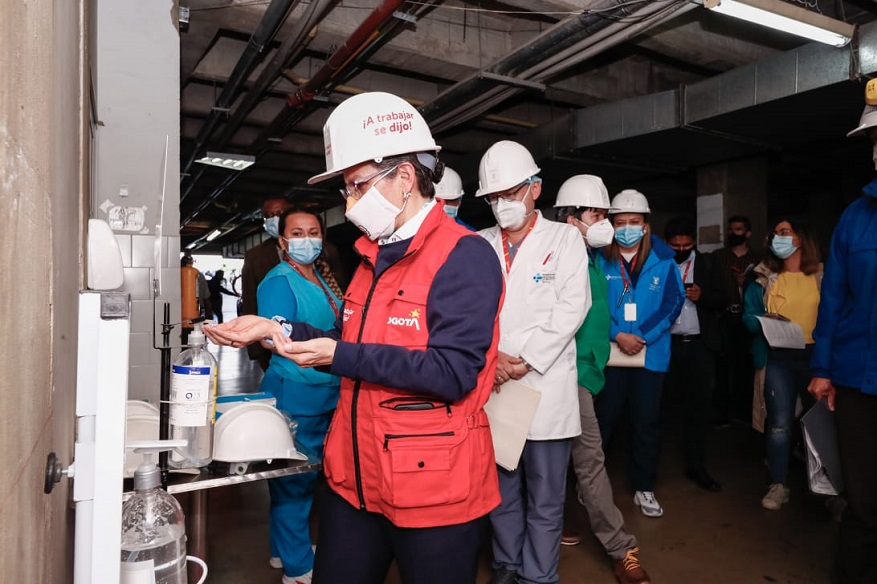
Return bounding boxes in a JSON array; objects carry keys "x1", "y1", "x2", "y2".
[{"x1": 624, "y1": 303, "x2": 637, "y2": 322}]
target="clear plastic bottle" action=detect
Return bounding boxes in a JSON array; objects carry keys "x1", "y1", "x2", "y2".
[
  {"x1": 169, "y1": 323, "x2": 217, "y2": 468},
  {"x1": 121, "y1": 451, "x2": 188, "y2": 584}
]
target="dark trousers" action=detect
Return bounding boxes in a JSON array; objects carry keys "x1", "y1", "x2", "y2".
[
  {"x1": 715, "y1": 312, "x2": 753, "y2": 422},
  {"x1": 666, "y1": 336, "x2": 716, "y2": 471},
  {"x1": 834, "y1": 385, "x2": 877, "y2": 584},
  {"x1": 312, "y1": 483, "x2": 488, "y2": 584},
  {"x1": 595, "y1": 367, "x2": 665, "y2": 492}
]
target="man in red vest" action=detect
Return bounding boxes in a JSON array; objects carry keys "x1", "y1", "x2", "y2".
[{"x1": 204, "y1": 92, "x2": 504, "y2": 584}]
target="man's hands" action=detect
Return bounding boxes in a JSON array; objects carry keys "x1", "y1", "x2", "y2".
[
  {"x1": 685, "y1": 283, "x2": 702, "y2": 302},
  {"x1": 493, "y1": 351, "x2": 531, "y2": 392},
  {"x1": 615, "y1": 332, "x2": 645, "y2": 355},
  {"x1": 203, "y1": 316, "x2": 337, "y2": 369},
  {"x1": 808, "y1": 377, "x2": 836, "y2": 411}
]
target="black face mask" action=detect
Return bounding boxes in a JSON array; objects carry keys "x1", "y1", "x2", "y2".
[
  {"x1": 728, "y1": 233, "x2": 747, "y2": 247},
  {"x1": 674, "y1": 249, "x2": 692, "y2": 264}
]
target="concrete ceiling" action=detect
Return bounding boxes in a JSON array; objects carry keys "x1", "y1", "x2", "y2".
[{"x1": 179, "y1": 0, "x2": 877, "y2": 253}]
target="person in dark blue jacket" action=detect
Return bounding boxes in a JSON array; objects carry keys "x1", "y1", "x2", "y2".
[
  {"x1": 596, "y1": 189, "x2": 684, "y2": 519},
  {"x1": 808, "y1": 95, "x2": 877, "y2": 583}
]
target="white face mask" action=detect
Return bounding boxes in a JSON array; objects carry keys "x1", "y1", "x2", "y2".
[
  {"x1": 264, "y1": 216, "x2": 280, "y2": 239},
  {"x1": 584, "y1": 218, "x2": 615, "y2": 248},
  {"x1": 491, "y1": 185, "x2": 532, "y2": 230},
  {"x1": 345, "y1": 185, "x2": 408, "y2": 241}
]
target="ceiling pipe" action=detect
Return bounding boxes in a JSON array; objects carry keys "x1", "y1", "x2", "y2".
[
  {"x1": 181, "y1": 0, "x2": 335, "y2": 204},
  {"x1": 426, "y1": 0, "x2": 695, "y2": 134},
  {"x1": 180, "y1": 0, "x2": 299, "y2": 181}
]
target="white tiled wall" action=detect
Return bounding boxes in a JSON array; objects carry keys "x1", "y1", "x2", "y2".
[{"x1": 116, "y1": 233, "x2": 181, "y2": 402}]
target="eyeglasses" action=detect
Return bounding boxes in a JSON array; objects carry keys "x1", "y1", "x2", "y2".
[
  {"x1": 484, "y1": 182, "x2": 531, "y2": 205},
  {"x1": 339, "y1": 166, "x2": 398, "y2": 201}
]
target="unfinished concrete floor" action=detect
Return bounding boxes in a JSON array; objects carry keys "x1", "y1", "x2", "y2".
[{"x1": 201, "y1": 343, "x2": 837, "y2": 584}]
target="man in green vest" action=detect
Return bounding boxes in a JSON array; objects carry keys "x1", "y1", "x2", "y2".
[{"x1": 554, "y1": 175, "x2": 651, "y2": 584}]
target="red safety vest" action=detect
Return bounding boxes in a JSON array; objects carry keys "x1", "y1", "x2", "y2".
[{"x1": 322, "y1": 205, "x2": 501, "y2": 527}]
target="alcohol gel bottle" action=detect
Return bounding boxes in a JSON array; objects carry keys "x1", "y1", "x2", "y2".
[
  {"x1": 121, "y1": 445, "x2": 207, "y2": 584},
  {"x1": 169, "y1": 323, "x2": 217, "y2": 468}
]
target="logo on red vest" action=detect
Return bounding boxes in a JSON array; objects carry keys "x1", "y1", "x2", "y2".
[{"x1": 387, "y1": 309, "x2": 421, "y2": 331}]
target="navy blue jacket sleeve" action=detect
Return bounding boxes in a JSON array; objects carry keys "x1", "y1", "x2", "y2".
[{"x1": 330, "y1": 235, "x2": 503, "y2": 402}]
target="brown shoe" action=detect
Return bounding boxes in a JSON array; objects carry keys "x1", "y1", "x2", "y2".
[
  {"x1": 613, "y1": 547, "x2": 651, "y2": 584},
  {"x1": 561, "y1": 528, "x2": 582, "y2": 546}
]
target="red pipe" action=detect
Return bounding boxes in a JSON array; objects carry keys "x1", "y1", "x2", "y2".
[{"x1": 286, "y1": 0, "x2": 406, "y2": 108}]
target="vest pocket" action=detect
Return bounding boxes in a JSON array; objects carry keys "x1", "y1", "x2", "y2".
[{"x1": 378, "y1": 430, "x2": 471, "y2": 509}]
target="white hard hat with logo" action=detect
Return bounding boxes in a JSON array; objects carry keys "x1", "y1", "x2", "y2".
[
  {"x1": 435, "y1": 167, "x2": 464, "y2": 200},
  {"x1": 555, "y1": 175, "x2": 611, "y2": 209},
  {"x1": 476, "y1": 140, "x2": 541, "y2": 196},
  {"x1": 213, "y1": 403, "x2": 306, "y2": 464},
  {"x1": 609, "y1": 189, "x2": 651, "y2": 214},
  {"x1": 848, "y1": 104, "x2": 877, "y2": 138},
  {"x1": 308, "y1": 92, "x2": 440, "y2": 184}
]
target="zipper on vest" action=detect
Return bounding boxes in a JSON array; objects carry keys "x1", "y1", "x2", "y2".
[
  {"x1": 350, "y1": 265, "x2": 382, "y2": 511},
  {"x1": 383, "y1": 431, "x2": 455, "y2": 450}
]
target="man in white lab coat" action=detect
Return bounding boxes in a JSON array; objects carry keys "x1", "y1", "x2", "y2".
[{"x1": 477, "y1": 141, "x2": 591, "y2": 584}]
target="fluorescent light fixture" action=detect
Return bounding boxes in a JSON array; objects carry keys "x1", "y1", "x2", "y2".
[
  {"x1": 205, "y1": 229, "x2": 222, "y2": 242},
  {"x1": 704, "y1": 0, "x2": 854, "y2": 47},
  {"x1": 185, "y1": 242, "x2": 197, "y2": 250},
  {"x1": 195, "y1": 151, "x2": 256, "y2": 171}
]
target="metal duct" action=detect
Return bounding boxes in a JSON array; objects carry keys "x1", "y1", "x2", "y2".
[{"x1": 180, "y1": 0, "x2": 299, "y2": 180}]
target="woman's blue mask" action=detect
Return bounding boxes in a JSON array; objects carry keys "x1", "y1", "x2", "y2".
[
  {"x1": 615, "y1": 225, "x2": 644, "y2": 247},
  {"x1": 286, "y1": 237, "x2": 323, "y2": 265},
  {"x1": 770, "y1": 235, "x2": 797, "y2": 259}
]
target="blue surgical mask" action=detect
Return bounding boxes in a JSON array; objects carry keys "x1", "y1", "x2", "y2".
[
  {"x1": 264, "y1": 216, "x2": 280, "y2": 239},
  {"x1": 615, "y1": 225, "x2": 644, "y2": 247},
  {"x1": 770, "y1": 235, "x2": 798, "y2": 259},
  {"x1": 286, "y1": 237, "x2": 322, "y2": 265},
  {"x1": 443, "y1": 204, "x2": 459, "y2": 218}
]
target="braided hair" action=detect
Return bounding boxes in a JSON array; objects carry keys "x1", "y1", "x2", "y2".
[{"x1": 278, "y1": 205, "x2": 345, "y2": 301}]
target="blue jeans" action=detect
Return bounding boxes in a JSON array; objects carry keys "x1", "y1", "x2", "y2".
[
  {"x1": 595, "y1": 367, "x2": 665, "y2": 492},
  {"x1": 763, "y1": 346, "x2": 814, "y2": 485}
]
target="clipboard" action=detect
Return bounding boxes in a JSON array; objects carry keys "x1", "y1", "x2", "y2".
[
  {"x1": 483, "y1": 380, "x2": 541, "y2": 471},
  {"x1": 800, "y1": 398, "x2": 844, "y2": 496}
]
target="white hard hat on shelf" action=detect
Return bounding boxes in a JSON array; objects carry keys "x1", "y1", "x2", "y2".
[
  {"x1": 308, "y1": 92, "x2": 440, "y2": 184},
  {"x1": 476, "y1": 140, "x2": 540, "y2": 197},
  {"x1": 847, "y1": 104, "x2": 877, "y2": 138},
  {"x1": 554, "y1": 175, "x2": 611, "y2": 209},
  {"x1": 213, "y1": 403, "x2": 306, "y2": 464},
  {"x1": 609, "y1": 189, "x2": 651, "y2": 214},
  {"x1": 435, "y1": 167, "x2": 464, "y2": 200}
]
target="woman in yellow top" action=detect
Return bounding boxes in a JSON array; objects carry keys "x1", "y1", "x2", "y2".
[{"x1": 743, "y1": 219, "x2": 821, "y2": 511}]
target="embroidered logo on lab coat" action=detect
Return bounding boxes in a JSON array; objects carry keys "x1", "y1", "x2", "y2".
[
  {"x1": 533, "y1": 272, "x2": 556, "y2": 283},
  {"x1": 387, "y1": 309, "x2": 421, "y2": 330}
]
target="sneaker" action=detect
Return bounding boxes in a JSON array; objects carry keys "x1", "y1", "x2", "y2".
[
  {"x1": 561, "y1": 528, "x2": 582, "y2": 546},
  {"x1": 270, "y1": 557, "x2": 283, "y2": 569},
  {"x1": 613, "y1": 547, "x2": 651, "y2": 584},
  {"x1": 761, "y1": 484, "x2": 790, "y2": 510},
  {"x1": 281, "y1": 571, "x2": 312, "y2": 584},
  {"x1": 633, "y1": 491, "x2": 664, "y2": 518}
]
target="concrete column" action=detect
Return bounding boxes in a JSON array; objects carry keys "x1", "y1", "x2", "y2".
[{"x1": 696, "y1": 158, "x2": 768, "y2": 252}]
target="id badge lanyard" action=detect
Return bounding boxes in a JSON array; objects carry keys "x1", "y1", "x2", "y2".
[{"x1": 618, "y1": 255, "x2": 638, "y2": 322}]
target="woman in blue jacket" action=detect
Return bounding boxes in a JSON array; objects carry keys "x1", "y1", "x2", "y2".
[
  {"x1": 257, "y1": 206, "x2": 343, "y2": 584},
  {"x1": 596, "y1": 190, "x2": 684, "y2": 519}
]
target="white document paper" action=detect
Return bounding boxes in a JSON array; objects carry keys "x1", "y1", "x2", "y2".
[
  {"x1": 483, "y1": 379, "x2": 541, "y2": 471},
  {"x1": 755, "y1": 316, "x2": 806, "y2": 349},
  {"x1": 607, "y1": 342, "x2": 646, "y2": 368}
]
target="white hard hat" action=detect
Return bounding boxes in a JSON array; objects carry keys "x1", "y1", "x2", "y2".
[
  {"x1": 308, "y1": 92, "x2": 440, "y2": 184},
  {"x1": 476, "y1": 140, "x2": 541, "y2": 196},
  {"x1": 555, "y1": 175, "x2": 611, "y2": 209},
  {"x1": 435, "y1": 167, "x2": 464, "y2": 200},
  {"x1": 847, "y1": 104, "x2": 877, "y2": 137},
  {"x1": 213, "y1": 403, "x2": 307, "y2": 463},
  {"x1": 609, "y1": 189, "x2": 651, "y2": 214}
]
